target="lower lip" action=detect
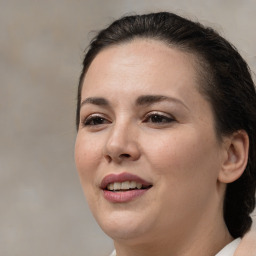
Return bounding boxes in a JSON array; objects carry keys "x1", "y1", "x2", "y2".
[{"x1": 103, "y1": 189, "x2": 149, "y2": 203}]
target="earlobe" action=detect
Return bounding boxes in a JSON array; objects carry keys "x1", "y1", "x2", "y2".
[{"x1": 218, "y1": 130, "x2": 249, "y2": 184}]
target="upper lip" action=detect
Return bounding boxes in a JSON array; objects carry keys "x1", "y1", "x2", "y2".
[{"x1": 100, "y1": 172, "x2": 152, "y2": 189}]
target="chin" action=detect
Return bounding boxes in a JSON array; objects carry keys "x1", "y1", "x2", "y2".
[{"x1": 95, "y1": 209, "x2": 153, "y2": 241}]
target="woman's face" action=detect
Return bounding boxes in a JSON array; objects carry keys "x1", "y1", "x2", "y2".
[{"x1": 75, "y1": 39, "x2": 226, "y2": 244}]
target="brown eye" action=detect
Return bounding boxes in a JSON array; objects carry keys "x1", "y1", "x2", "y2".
[
  {"x1": 144, "y1": 113, "x2": 175, "y2": 124},
  {"x1": 83, "y1": 115, "x2": 110, "y2": 126}
]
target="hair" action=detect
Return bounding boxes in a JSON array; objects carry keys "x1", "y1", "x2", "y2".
[{"x1": 76, "y1": 12, "x2": 256, "y2": 238}]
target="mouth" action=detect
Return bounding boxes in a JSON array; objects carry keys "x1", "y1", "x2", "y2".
[
  {"x1": 100, "y1": 172, "x2": 153, "y2": 202},
  {"x1": 106, "y1": 181, "x2": 152, "y2": 192}
]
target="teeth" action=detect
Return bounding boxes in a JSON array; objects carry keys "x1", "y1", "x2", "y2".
[
  {"x1": 113, "y1": 182, "x2": 121, "y2": 190},
  {"x1": 136, "y1": 183, "x2": 142, "y2": 189},
  {"x1": 107, "y1": 181, "x2": 143, "y2": 191},
  {"x1": 130, "y1": 181, "x2": 136, "y2": 189},
  {"x1": 121, "y1": 181, "x2": 130, "y2": 190},
  {"x1": 108, "y1": 183, "x2": 114, "y2": 191}
]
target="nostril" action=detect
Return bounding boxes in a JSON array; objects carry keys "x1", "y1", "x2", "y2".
[
  {"x1": 104, "y1": 155, "x2": 112, "y2": 163},
  {"x1": 120, "y1": 153, "x2": 131, "y2": 158}
]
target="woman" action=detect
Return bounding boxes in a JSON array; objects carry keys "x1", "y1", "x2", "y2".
[{"x1": 75, "y1": 12, "x2": 256, "y2": 256}]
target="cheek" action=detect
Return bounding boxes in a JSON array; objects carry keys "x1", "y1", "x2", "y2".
[
  {"x1": 145, "y1": 130, "x2": 221, "y2": 221},
  {"x1": 144, "y1": 128, "x2": 220, "y2": 187},
  {"x1": 74, "y1": 134, "x2": 103, "y2": 188},
  {"x1": 144, "y1": 131, "x2": 199, "y2": 172}
]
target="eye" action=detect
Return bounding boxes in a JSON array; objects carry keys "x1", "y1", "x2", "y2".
[
  {"x1": 143, "y1": 112, "x2": 175, "y2": 124},
  {"x1": 82, "y1": 114, "x2": 110, "y2": 126}
]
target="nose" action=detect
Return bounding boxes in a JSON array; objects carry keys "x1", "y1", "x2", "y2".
[{"x1": 103, "y1": 122, "x2": 141, "y2": 163}]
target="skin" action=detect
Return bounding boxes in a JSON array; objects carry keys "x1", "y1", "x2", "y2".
[{"x1": 75, "y1": 39, "x2": 249, "y2": 256}]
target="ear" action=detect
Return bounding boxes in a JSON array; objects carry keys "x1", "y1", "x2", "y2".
[{"x1": 218, "y1": 130, "x2": 249, "y2": 184}]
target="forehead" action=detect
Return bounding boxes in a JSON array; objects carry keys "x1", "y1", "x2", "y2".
[{"x1": 82, "y1": 39, "x2": 201, "y2": 97}]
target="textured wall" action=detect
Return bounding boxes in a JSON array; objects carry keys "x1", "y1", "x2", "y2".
[{"x1": 1, "y1": 0, "x2": 255, "y2": 255}]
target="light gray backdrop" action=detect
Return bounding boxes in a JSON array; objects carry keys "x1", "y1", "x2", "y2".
[{"x1": 1, "y1": 0, "x2": 255, "y2": 255}]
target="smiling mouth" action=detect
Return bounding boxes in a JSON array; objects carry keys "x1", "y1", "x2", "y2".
[
  {"x1": 106, "y1": 181, "x2": 152, "y2": 192},
  {"x1": 101, "y1": 173, "x2": 153, "y2": 202}
]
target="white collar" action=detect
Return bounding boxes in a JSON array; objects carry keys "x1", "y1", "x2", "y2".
[
  {"x1": 109, "y1": 250, "x2": 116, "y2": 256},
  {"x1": 215, "y1": 238, "x2": 241, "y2": 256}
]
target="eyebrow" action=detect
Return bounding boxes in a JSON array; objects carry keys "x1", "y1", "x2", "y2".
[
  {"x1": 135, "y1": 95, "x2": 189, "y2": 110},
  {"x1": 80, "y1": 95, "x2": 188, "y2": 110},
  {"x1": 80, "y1": 97, "x2": 109, "y2": 108}
]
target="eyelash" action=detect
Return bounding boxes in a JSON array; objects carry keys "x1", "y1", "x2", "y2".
[
  {"x1": 143, "y1": 112, "x2": 175, "y2": 124},
  {"x1": 82, "y1": 114, "x2": 110, "y2": 126},
  {"x1": 81, "y1": 112, "x2": 175, "y2": 127}
]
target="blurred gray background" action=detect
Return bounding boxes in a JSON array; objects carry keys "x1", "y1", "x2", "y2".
[{"x1": 1, "y1": 0, "x2": 255, "y2": 255}]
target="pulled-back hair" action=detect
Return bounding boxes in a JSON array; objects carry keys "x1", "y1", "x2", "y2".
[{"x1": 77, "y1": 12, "x2": 256, "y2": 238}]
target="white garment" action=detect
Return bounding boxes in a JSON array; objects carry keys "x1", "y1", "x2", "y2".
[
  {"x1": 109, "y1": 238, "x2": 241, "y2": 256},
  {"x1": 109, "y1": 250, "x2": 116, "y2": 256},
  {"x1": 216, "y1": 238, "x2": 241, "y2": 256}
]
